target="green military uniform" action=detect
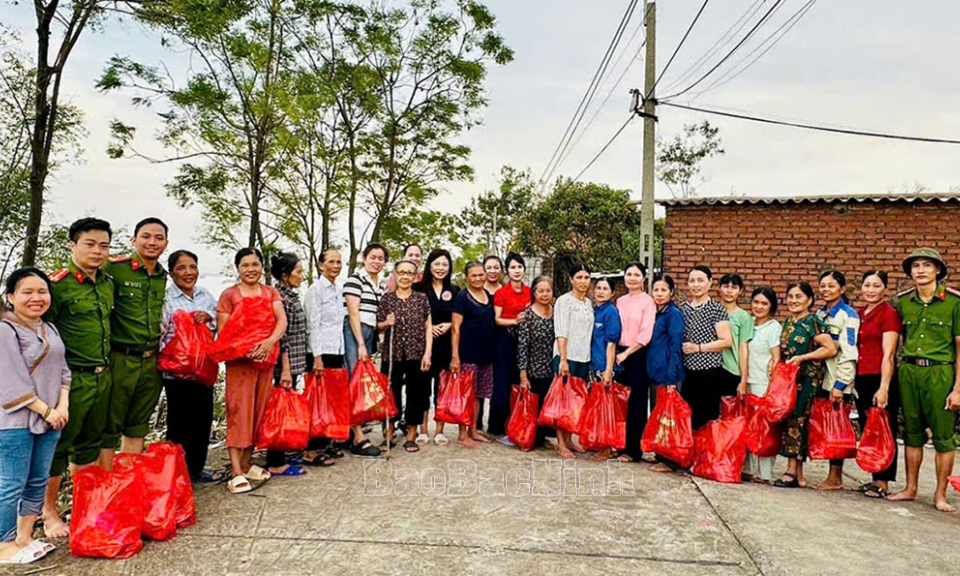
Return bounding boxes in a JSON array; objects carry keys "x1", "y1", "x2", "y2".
[
  {"x1": 896, "y1": 281, "x2": 960, "y2": 453},
  {"x1": 44, "y1": 263, "x2": 115, "y2": 476},
  {"x1": 102, "y1": 253, "x2": 167, "y2": 447}
]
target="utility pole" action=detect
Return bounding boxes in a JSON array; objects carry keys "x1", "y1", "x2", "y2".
[{"x1": 639, "y1": 0, "x2": 656, "y2": 288}]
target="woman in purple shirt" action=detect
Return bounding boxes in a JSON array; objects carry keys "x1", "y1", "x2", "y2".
[{"x1": 0, "y1": 268, "x2": 70, "y2": 564}]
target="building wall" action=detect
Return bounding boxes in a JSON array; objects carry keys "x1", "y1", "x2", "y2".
[{"x1": 662, "y1": 200, "x2": 960, "y2": 303}]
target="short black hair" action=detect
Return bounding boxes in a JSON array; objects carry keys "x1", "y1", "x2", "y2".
[
  {"x1": 624, "y1": 261, "x2": 647, "y2": 276},
  {"x1": 751, "y1": 286, "x2": 779, "y2": 315},
  {"x1": 483, "y1": 254, "x2": 503, "y2": 269},
  {"x1": 504, "y1": 251, "x2": 526, "y2": 270},
  {"x1": 4, "y1": 267, "x2": 52, "y2": 306},
  {"x1": 719, "y1": 273, "x2": 744, "y2": 290},
  {"x1": 530, "y1": 275, "x2": 553, "y2": 303},
  {"x1": 403, "y1": 243, "x2": 422, "y2": 257},
  {"x1": 234, "y1": 247, "x2": 263, "y2": 268},
  {"x1": 569, "y1": 262, "x2": 592, "y2": 278},
  {"x1": 464, "y1": 260, "x2": 484, "y2": 276},
  {"x1": 134, "y1": 217, "x2": 169, "y2": 236},
  {"x1": 318, "y1": 247, "x2": 340, "y2": 264},
  {"x1": 69, "y1": 217, "x2": 112, "y2": 243},
  {"x1": 861, "y1": 269, "x2": 888, "y2": 287},
  {"x1": 270, "y1": 252, "x2": 301, "y2": 281},
  {"x1": 362, "y1": 243, "x2": 388, "y2": 260},
  {"x1": 594, "y1": 277, "x2": 615, "y2": 291},
  {"x1": 168, "y1": 249, "x2": 198, "y2": 270},
  {"x1": 652, "y1": 274, "x2": 675, "y2": 293},
  {"x1": 691, "y1": 265, "x2": 713, "y2": 280}
]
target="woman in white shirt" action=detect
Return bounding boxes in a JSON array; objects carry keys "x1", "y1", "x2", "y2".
[{"x1": 743, "y1": 286, "x2": 782, "y2": 484}]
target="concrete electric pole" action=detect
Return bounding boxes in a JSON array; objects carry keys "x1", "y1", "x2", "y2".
[{"x1": 639, "y1": 1, "x2": 656, "y2": 287}]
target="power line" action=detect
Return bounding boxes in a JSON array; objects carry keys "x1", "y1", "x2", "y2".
[
  {"x1": 691, "y1": 0, "x2": 818, "y2": 99},
  {"x1": 662, "y1": 0, "x2": 785, "y2": 101},
  {"x1": 537, "y1": 0, "x2": 640, "y2": 190},
  {"x1": 661, "y1": 101, "x2": 960, "y2": 145},
  {"x1": 646, "y1": 0, "x2": 712, "y2": 99},
  {"x1": 572, "y1": 113, "x2": 638, "y2": 183}
]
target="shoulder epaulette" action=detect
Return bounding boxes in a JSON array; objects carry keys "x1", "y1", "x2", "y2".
[
  {"x1": 945, "y1": 287, "x2": 960, "y2": 298},
  {"x1": 49, "y1": 269, "x2": 69, "y2": 283},
  {"x1": 109, "y1": 255, "x2": 132, "y2": 264},
  {"x1": 896, "y1": 287, "x2": 917, "y2": 298}
]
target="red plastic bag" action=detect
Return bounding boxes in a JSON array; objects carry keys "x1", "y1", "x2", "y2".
[
  {"x1": 764, "y1": 362, "x2": 799, "y2": 422},
  {"x1": 307, "y1": 370, "x2": 351, "y2": 441},
  {"x1": 349, "y1": 359, "x2": 398, "y2": 425},
  {"x1": 720, "y1": 395, "x2": 746, "y2": 420},
  {"x1": 128, "y1": 452, "x2": 177, "y2": 541},
  {"x1": 435, "y1": 370, "x2": 476, "y2": 426},
  {"x1": 856, "y1": 407, "x2": 895, "y2": 473},
  {"x1": 158, "y1": 310, "x2": 219, "y2": 386},
  {"x1": 744, "y1": 394, "x2": 782, "y2": 457},
  {"x1": 256, "y1": 387, "x2": 311, "y2": 450},
  {"x1": 640, "y1": 386, "x2": 694, "y2": 467},
  {"x1": 808, "y1": 397, "x2": 858, "y2": 460},
  {"x1": 145, "y1": 442, "x2": 196, "y2": 529},
  {"x1": 506, "y1": 386, "x2": 539, "y2": 450},
  {"x1": 537, "y1": 375, "x2": 589, "y2": 433},
  {"x1": 70, "y1": 459, "x2": 144, "y2": 559},
  {"x1": 207, "y1": 296, "x2": 279, "y2": 370},
  {"x1": 579, "y1": 383, "x2": 630, "y2": 451},
  {"x1": 949, "y1": 476, "x2": 960, "y2": 493},
  {"x1": 692, "y1": 416, "x2": 747, "y2": 483}
]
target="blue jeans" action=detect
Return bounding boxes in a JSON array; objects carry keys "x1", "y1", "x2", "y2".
[
  {"x1": 0, "y1": 428, "x2": 61, "y2": 542},
  {"x1": 344, "y1": 319, "x2": 377, "y2": 378}
]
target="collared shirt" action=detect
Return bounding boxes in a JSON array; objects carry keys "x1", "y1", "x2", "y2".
[
  {"x1": 722, "y1": 308, "x2": 755, "y2": 377},
  {"x1": 817, "y1": 301, "x2": 860, "y2": 393},
  {"x1": 304, "y1": 276, "x2": 345, "y2": 357},
  {"x1": 553, "y1": 292, "x2": 594, "y2": 363},
  {"x1": 681, "y1": 299, "x2": 728, "y2": 371},
  {"x1": 342, "y1": 271, "x2": 384, "y2": 327},
  {"x1": 647, "y1": 301, "x2": 685, "y2": 385},
  {"x1": 591, "y1": 301, "x2": 622, "y2": 372},
  {"x1": 857, "y1": 301, "x2": 901, "y2": 375},
  {"x1": 160, "y1": 284, "x2": 218, "y2": 351},
  {"x1": 896, "y1": 284, "x2": 960, "y2": 363},
  {"x1": 277, "y1": 285, "x2": 308, "y2": 377},
  {"x1": 0, "y1": 315, "x2": 71, "y2": 433},
  {"x1": 105, "y1": 253, "x2": 168, "y2": 350},
  {"x1": 44, "y1": 262, "x2": 114, "y2": 367},
  {"x1": 616, "y1": 291, "x2": 656, "y2": 348}
]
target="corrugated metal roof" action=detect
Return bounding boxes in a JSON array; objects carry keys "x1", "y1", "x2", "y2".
[{"x1": 657, "y1": 191, "x2": 960, "y2": 207}]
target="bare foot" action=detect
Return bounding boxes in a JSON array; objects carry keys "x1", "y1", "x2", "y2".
[
  {"x1": 42, "y1": 511, "x2": 69, "y2": 539},
  {"x1": 650, "y1": 463, "x2": 672, "y2": 473},
  {"x1": 886, "y1": 489, "x2": 917, "y2": 502},
  {"x1": 458, "y1": 436, "x2": 479, "y2": 448},
  {"x1": 815, "y1": 480, "x2": 843, "y2": 491},
  {"x1": 752, "y1": 477, "x2": 770, "y2": 485},
  {"x1": 616, "y1": 454, "x2": 635, "y2": 463},
  {"x1": 935, "y1": 497, "x2": 956, "y2": 513},
  {"x1": 558, "y1": 448, "x2": 576, "y2": 459},
  {"x1": 569, "y1": 442, "x2": 585, "y2": 453},
  {"x1": 797, "y1": 476, "x2": 807, "y2": 488},
  {"x1": 470, "y1": 433, "x2": 491, "y2": 444},
  {"x1": 592, "y1": 449, "x2": 612, "y2": 461}
]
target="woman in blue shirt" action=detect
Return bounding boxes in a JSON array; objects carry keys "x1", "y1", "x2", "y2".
[
  {"x1": 647, "y1": 275, "x2": 685, "y2": 408},
  {"x1": 589, "y1": 277, "x2": 622, "y2": 460}
]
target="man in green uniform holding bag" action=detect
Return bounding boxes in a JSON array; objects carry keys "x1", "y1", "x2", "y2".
[
  {"x1": 888, "y1": 247, "x2": 960, "y2": 512},
  {"x1": 41, "y1": 218, "x2": 115, "y2": 538},
  {"x1": 101, "y1": 217, "x2": 169, "y2": 460}
]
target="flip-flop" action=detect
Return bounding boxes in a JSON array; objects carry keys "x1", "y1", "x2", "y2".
[
  {"x1": 434, "y1": 433, "x2": 449, "y2": 446},
  {"x1": 194, "y1": 469, "x2": 226, "y2": 484},
  {"x1": 403, "y1": 440, "x2": 420, "y2": 453},
  {"x1": 0, "y1": 545, "x2": 45, "y2": 564},
  {"x1": 301, "y1": 454, "x2": 335, "y2": 467},
  {"x1": 272, "y1": 465, "x2": 307, "y2": 477}
]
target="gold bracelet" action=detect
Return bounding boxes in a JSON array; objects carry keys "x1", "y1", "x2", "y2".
[{"x1": 42, "y1": 406, "x2": 51, "y2": 420}]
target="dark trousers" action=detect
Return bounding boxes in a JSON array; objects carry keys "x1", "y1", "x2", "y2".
[
  {"x1": 381, "y1": 358, "x2": 429, "y2": 428},
  {"x1": 718, "y1": 369, "x2": 741, "y2": 398},
  {"x1": 529, "y1": 376, "x2": 556, "y2": 444},
  {"x1": 681, "y1": 367, "x2": 726, "y2": 431},
  {"x1": 620, "y1": 349, "x2": 650, "y2": 460},
  {"x1": 163, "y1": 376, "x2": 214, "y2": 478},
  {"x1": 489, "y1": 329, "x2": 519, "y2": 436},
  {"x1": 854, "y1": 373, "x2": 899, "y2": 482}
]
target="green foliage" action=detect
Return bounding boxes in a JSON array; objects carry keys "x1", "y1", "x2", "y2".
[
  {"x1": 460, "y1": 166, "x2": 535, "y2": 256},
  {"x1": 657, "y1": 120, "x2": 724, "y2": 199}
]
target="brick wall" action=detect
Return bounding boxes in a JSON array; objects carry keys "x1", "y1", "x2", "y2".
[{"x1": 662, "y1": 199, "x2": 960, "y2": 304}]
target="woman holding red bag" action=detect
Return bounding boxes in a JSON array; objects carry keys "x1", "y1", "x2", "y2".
[
  {"x1": 774, "y1": 282, "x2": 837, "y2": 489},
  {"x1": 742, "y1": 287, "x2": 782, "y2": 484},
  {"x1": 855, "y1": 270, "x2": 902, "y2": 498},
  {"x1": 217, "y1": 248, "x2": 288, "y2": 494},
  {"x1": 552, "y1": 263, "x2": 594, "y2": 458},
  {"x1": 517, "y1": 277, "x2": 556, "y2": 450},
  {"x1": 159, "y1": 250, "x2": 222, "y2": 483}
]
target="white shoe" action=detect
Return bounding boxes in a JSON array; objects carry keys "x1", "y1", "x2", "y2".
[
  {"x1": 0, "y1": 544, "x2": 45, "y2": 564},
  {"x1": 415, "y1": 433, "x2": 429, "y2": 446},
  {"x1": 434, "y1": 433, "x2": 449, "y2": 446}
]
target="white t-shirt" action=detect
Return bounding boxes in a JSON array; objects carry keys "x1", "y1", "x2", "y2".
[{"x1": 747, "y1": 319, "x2": 782, "y2": 391}]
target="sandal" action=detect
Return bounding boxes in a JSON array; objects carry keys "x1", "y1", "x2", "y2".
[
  {"x1": 404, "y1": 440, "x2": 420, "y2": 453},
  {"x1": 272, "y1": 465, "x2": 307, "y2": 477},
  {"x1": 863, "y1": 484, "x2": 890, "y2": 499},
  {"x1": 325, "y1": 446, "x2": 345, "y2": 458},
  {"x1": 351, "y1": 440, "x2": 382, "y2": 457},
  {"x1": 228, "y1": 475, "x2": 253, "y2": 494},
  {"x1": 29, "y1": 540, "x2": 55, "y2": 556},
  {"x1": 0, "y1": 544, "x2": 45, "y2": 564},
  {"x1": 194, "y1": 469, "x2": 227, "y2": 484},
  {"x1": 246, "y1": 465, "x2": 271, "y2": 482},
  {"x1": 415, "y1": 433, "x2": 429, "y2": 446},
  {"x1": 434, "y1": 433, "x2": 449, "y2": 446},
  {"x1": 302, "y1": 454, "x2": 335, "y2": 467},
  {"x1": 774, "y1": 473, "x2": 800, "y2": 489}
]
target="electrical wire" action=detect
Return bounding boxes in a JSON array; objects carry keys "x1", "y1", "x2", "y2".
[
  {"x1": 660, "y1": 101, "x2": 960, "y2": 145},
  {"x1": 646, "y1": 0, "x2": 712, "y2": 99},
  {"x1": 571, "y1": 113, "x2": 638, "y2": 184}
]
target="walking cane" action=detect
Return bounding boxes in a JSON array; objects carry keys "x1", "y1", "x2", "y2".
[{"x1": 385, "y1": 322, "x2": 395, "y2": 461}]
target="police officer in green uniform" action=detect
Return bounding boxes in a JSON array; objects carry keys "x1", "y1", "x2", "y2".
[
  {"x1": 102, "y1": 217, "x2": 169, "y2": 458},
  {"x1": 40, "y1": 218, "x2": 115, "y2": 539},
  {"x1": 888, "y1": 248, "x2": 960, "y2": 512}
]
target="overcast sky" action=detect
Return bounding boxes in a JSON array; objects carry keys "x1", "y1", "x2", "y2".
[{"x1": 7, "y1": 0, "x2": 960, "y2": 271}]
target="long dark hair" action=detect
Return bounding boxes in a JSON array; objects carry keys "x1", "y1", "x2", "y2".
[{"x1": 414, "y1": 249, "x2": 454, "y2": 294}]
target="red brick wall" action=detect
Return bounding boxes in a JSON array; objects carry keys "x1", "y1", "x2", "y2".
[{"x1": 662, "y1": 199, "x2": 960, "y2": 305}]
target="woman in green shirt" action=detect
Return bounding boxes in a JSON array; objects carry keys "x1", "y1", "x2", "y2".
[{"x1": 718, "y1": 274, "x2": 753, "y2": 398}]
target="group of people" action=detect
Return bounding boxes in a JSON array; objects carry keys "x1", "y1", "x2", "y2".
[{"x1": 1, "y1": 214, "x2": 958, "y2": 564}]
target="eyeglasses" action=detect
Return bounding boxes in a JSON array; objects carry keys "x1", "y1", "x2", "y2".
[{"x1": 395, "y1": 270, "x2": 416, "y2": 277}]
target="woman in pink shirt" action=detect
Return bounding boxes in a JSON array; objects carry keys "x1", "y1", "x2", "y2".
[{"x1": 615, "y1": 262, "x2": 657, "y2": 462}]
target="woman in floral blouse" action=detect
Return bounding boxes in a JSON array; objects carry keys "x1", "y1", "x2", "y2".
[
  {"x1": 775, "y1": 281, "x2": 838, "y2": 489},
  {"x1": 517, "y1": 276, "x2": 556, "y2": 451}
]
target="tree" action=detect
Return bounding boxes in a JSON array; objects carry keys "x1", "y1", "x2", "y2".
[
  {"x1": 460, "y1": 165, "x2": 534, "y2": 256},
  {"x1": 657, "y1": 120, "x2": 724, "y2": 199}
]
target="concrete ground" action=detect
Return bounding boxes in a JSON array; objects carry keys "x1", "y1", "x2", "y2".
[{"x1": 6, "y1": 438, "x2": 960, "y2": 576}]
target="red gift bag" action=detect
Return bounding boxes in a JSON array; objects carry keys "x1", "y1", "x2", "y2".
[
  {"x1": 641, "y1": 386, "x2": 694, "y2": 467},
  {"x1": 435, "y1": 370, "x2": 476, "y2": 426},
  {"x1": 764, "y1": 362, "x2": 799, "y2": 422},
  {"x1": 145, "y1": 442, "x2": 195, "y2": 529},
  {"x1": 720, "y1": 395, "x2": 746, "y2": 420},
  {"x1": 808, "y1": 397, "x2": 858, "y2": 460},
  {"x1": 579, "y1": 383, "x2": 630, "y2": 451},
  {"x1": 856, "y1": 407, "x2": 895, "y2": 473},
  {"x1": 158, "y1": 309, "x2": 219, "y2": 386},
  {"x1": 307, "y1": 370, "x2": 351, "y2": 441},
  {"x1": 949, "y1": 476, "x2": 960, "y2": 493},
  {"x1": 256, "y1": 387, "x2": 311, "y2": 451},
  {"x1": 70, "y1": 460, "x2": 144, "y2": 559},
  {"x1": 744, "y1": 394, "x2": 782, "y2": 457},
  {"x1": 506, "y1": 386, "x2": 539, "y2": 450},
  {"x1": 129, "y1": 452, "x2": 178, "y2": 541},
  {"x1": 536, "y1": 375, "x2": 589, "y2": 433},
  {"x1": 349, "y1": 359, "x2": 398, "y2": 425},
  {"x1": 692, "y1": 416, "x2": 747, "y2": 483},
  {"x1": 207, "y1": 296, "x2": 279, "y2": 370}
]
